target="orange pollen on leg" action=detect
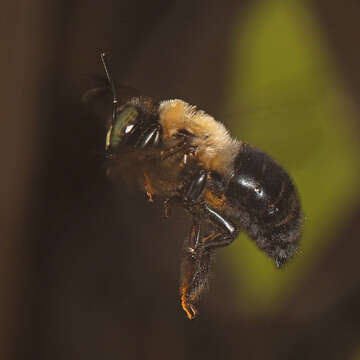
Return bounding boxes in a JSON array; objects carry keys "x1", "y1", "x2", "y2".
[
  {"x1": 181, "y1": 293, "x2": 194, "y2": 320},
  {"x1": 180, "y1": 282, "x2": 198, "y2": 320}
]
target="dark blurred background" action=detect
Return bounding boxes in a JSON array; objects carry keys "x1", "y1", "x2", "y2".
[{"x1": 2, "y1": 0, "x2": 360, "y2": 359}]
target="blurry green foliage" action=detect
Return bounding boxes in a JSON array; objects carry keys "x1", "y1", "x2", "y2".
[{"x1": 223, "y1": 0, "x2": 360, "y2": 314}]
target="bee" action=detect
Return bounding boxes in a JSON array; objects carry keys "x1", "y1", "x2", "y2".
[{"x1": 93, "y1": 53, "x2": 303, "y2": 320}]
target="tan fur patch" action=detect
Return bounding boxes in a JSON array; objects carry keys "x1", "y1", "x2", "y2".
[{"x1": 159, "y1": 99, "x2": 241, "y2": 175}]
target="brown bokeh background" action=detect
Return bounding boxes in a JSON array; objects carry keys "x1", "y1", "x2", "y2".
[{"x1": 2, "y1": 0, "x2": 360, "y2": 359}]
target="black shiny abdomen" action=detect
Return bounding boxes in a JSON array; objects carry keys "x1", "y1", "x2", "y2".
[{"x1": 226, "y1": 143, "x2": 302, "y2": 267}]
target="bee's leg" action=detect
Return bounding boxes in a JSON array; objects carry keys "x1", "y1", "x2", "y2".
[
  {"x1": 180, "y1": 220, "x2": 213, "y2": 320},
  {"x1": 134, "y1": 123, "x2": 161, "y2": 148},
  {"x1": 180, "y1": 206, "x2": 238, "y2": 319},
  {"x1": 164, "y1": 168, "x2": 208, "y2": 219},
  {"x1": 123, "y1": 123, "x2": 162, "y2": 148},
  {"x1": 183, "y1": 172, "x2": 238, "y2": 249},
  {"x1": 144, "y1": 173, "x2": 154, "y2": 202},
  {"x1": 163, "y1": 196, "x2": 181, "y2": 218},
  {"x1": 163, "y1": 198, "x2": 172, "y2": 218},
  {"x1": 200, "y1": 203, "x2": 239, "y2": 250},
  {"x1": 160, "y1": 142, "x2": 195, "y2": 161},
  {"x1": 184, "y1": 169, "x2": 209, "y2": 203}
]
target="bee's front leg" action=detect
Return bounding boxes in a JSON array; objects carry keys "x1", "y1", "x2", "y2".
[
  {"x1": 125, "y1": 123, "x2": 162, "y2": 148},
  {"x1": 163, "y1": 196, "x2": 181, "y2": 218}
]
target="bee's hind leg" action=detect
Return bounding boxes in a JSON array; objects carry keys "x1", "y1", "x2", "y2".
[
  {"x1": 180, "y1": 220, "x2": 214, "y2": 320},
  {"x1": 186, "y1": 203, "x2": 239, "y2": 267},
  {"x1": 200, "y1": 203, "x2": 239, "y2": 250},
  {"x1": 179, "y1": 172, "x2": 240, "y2": 319},
  {"x1": 189, "y1": 203, "x2": 239, "y2": 256},
  {"x1": 179, "y1": 207, "x2": 238, "y2": 319},
  {"x1": 183, "y1": 170, "x2": 238, "y2": 251}
]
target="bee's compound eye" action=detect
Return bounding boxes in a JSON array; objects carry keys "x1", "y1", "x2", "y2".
[{"x1": 108, "y1": 106, "x2": 139, "y2": 150}]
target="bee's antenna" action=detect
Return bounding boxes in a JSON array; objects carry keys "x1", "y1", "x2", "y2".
[{"x1": 100, "y1": 52, "x2": 118, "y2": 124}]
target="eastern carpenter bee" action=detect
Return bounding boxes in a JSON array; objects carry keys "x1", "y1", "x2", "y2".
[{"x1": 90, "y1": 53, "x2": 303, "y2": 320}]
